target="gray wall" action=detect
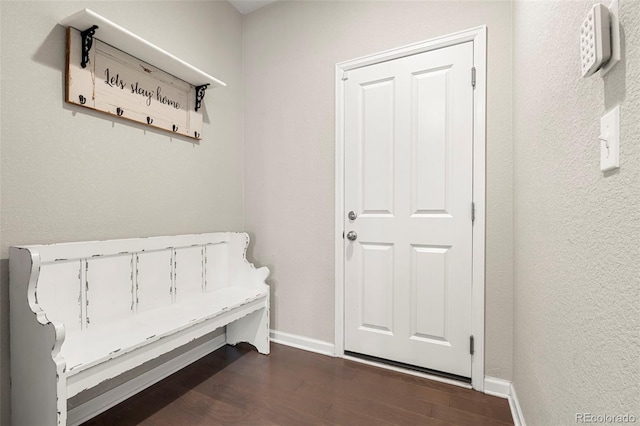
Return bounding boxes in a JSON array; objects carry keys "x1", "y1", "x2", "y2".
[
  {"x1": 242, "y1": 0, "x2": 514, "y2": 380},
  {"x1": 0, "y1": 1, "x2": 244, "y2": 423},
  {"x1": 512, "y1": 0, "x2": 640, "y2": 423}
]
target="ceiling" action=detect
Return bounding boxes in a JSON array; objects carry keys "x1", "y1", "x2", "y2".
[{"x1": 228, "y1": 0, "x2": 276, "y2": 14}]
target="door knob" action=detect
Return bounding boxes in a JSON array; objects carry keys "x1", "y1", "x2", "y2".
[
  {"x1": 346, "y1": 231, "x2": 358, "y2": 241},
  {"x1": 348, "y1": 211, "x2": 357, "y2": 221}
]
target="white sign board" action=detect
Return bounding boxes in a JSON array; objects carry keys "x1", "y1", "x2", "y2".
[{"x1": 66, "y1": 27, "x2": 204, "y2": 140}]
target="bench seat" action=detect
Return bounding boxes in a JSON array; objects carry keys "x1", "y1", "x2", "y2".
[
  {"x1": 10, "y1": 232, "x2": 270, "y2": 425},
  {"x1": 64, "y1": 286, "x2": 268, "y2": 397}
]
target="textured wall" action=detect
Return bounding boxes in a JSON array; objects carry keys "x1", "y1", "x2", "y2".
[
  {"x1": 512, "y1": 0, "x2": 640, "y2": 423},
  {"x1": 243, "y1": 1, "x2": 514, "y2": 380},
  {"x1": 0, "y1": 1, "x2": 243, "y2": 423}
]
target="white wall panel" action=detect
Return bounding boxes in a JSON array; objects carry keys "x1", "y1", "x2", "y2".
[
  {"x1": 205, "y1": 243, "x2": 229, "y2": 292},
  {"x1": 86, "y1": 256, "x2": 133, "y2": 328},
  {"x1": 37, "y1": 261, "x2": 83, "y2": 334},
  {"x1": 174, "y1": 247, "x2": 204, "y2": 300},
  {"x1": 137, "y1": 251, "x2": 172, "y2": 313}
]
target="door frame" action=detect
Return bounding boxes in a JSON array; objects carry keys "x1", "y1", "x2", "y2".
[{"x1": 334, "y1": 26, "x2": 487, "y2": 391}]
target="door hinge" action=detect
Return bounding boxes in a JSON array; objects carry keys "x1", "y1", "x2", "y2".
[
  {"x1": 342, "y1": 71, "x2": 349, "y2": 81},
  {"x1": 471, "y1": 202, "x2": 476, "y2": 222},
  {"x1": 471, "y1": 67, "x2": 476, "y2": 89},
  {"x1": 470, "y1": 335, "x2": 475, "y2": 355}
]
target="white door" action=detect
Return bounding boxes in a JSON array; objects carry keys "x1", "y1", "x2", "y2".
[{"x1": 343, "y1": 41, "x2": 474, "y2": 378}]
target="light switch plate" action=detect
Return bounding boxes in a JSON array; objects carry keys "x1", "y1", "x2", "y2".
[{"x1": 600, "y1": 105, "x2": 620, "y2": 172}]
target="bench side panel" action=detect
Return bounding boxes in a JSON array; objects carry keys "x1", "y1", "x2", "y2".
[{"x1": 10, "y1": 247, "x2": 67, "y2": 426}]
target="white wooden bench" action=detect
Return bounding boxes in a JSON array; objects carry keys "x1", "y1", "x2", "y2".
[{"x1": 10, "y1": 232, "x2": 270, "y2": 426}]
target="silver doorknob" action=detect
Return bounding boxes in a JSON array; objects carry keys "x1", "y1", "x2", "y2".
[
  {"x1": 348, "y1": 211, "x2": 357, "y2": 221},
  {"x1": 346, "y1": 231, "x2": 358, "y2": 241}
]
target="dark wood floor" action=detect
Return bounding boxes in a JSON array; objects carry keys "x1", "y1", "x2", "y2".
[{"x1": 82, "y1": 343, "x2": 513, "y2": 425}]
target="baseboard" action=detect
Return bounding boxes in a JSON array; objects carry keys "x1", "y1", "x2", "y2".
[
  {"x1": 269, "y1": 329, "x2": 335, "y2": 356},
  {"x1": 484, "y1": 376, "x2": 526, "y2": 426},
  {"x1": 67, "y1": 333, "x2": 227, "y2": 426},
  {"x1": 484, "y1": 376, "x2": 512, "y2": 398},
  {"x1": 509, "y1": 382, "x2": 526, "y2": 426}
]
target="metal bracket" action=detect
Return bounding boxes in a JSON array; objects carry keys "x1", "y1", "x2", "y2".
[
  {"x1": 195, "y1": 84, "x2": 210, "y2": 112},
  {"x1": 80, "y1": 25, "x2": 99, "y2": 69}
]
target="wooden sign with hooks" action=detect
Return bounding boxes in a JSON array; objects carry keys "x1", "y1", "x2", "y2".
[
  {"x1": 61, "y1": 9, "x2": 226, "y2": 141},
  {"x1": 66, "y1": 27, "x2": 203, "y2": 140}
]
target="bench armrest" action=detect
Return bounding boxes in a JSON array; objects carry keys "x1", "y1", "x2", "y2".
[
  {"x1": 10, "y1": 247, "x2": 68, "y2": 426},
  {"x1": 228, "y1": 233, "x2": 270, "y2": 290}
]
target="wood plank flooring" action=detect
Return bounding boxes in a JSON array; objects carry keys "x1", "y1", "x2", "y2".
[{"x1": 82, "y1": 343, "x2": 513, "y2": 425}]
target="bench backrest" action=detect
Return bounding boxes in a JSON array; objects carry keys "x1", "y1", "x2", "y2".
[{"x1": 21, "y1": 232, "x2": 247, "y2": 332}]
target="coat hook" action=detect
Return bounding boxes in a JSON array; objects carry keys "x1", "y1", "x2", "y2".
[
  {"x1": 172, "y1": 125, "x2": 178, "y2": 132},
  {"x1": 78, "y1": 95, "x2": 86, "y2": 105},
  {"x1": 147, "y1": 117, "x2": 153, "y2": 125},
  {"x1": 116, "y1": 107, "x2": 123, "y2": 116},
  {"x1": 194, "y1": 131, "x2": 200, "y2": 138}
]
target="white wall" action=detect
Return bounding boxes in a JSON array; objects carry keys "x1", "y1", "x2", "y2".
[
  {"x1": 512, "y1": 0, "x2": 640, "y2": 423},
  {"x1": 0, "y1": 1, "x2": 243, "y2": 423},
  {"x1": 243, "y1": 1, "x2": 514, "y2": 380}
]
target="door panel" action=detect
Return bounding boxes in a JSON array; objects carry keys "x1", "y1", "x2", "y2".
[
  {"x1": 410, "y1": 245, "x2": 449, "y2": 342},
  {"x1": 360, "y1": 242, "x2": 394, "y2": 334},
  {"x1": 344, "y1": 41, "x2": 473, "y2": 377},
  {"x1": 360, "y1": 78, "x2": 395, "y2": 216},
  {"x1": 412, "y1": 67, "x2": 451, "y2": 215}
]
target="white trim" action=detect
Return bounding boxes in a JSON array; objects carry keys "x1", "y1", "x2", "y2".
[
  {"x1": 509, "y1": 383, "x2": 527, "y2": 426},
  {"x1": 345, "y1": 355, "x2": 472, "y2": 389},
  {"x1": 337, "y1": 26, "x2": 488, "y2": 72},
  {"x1": 334, "y1": 25, "x2": 488, "y2": 390},
  {"x1": 471, "y1": 25, "x2": 488, "y2": 393},
  {"x1": 334, "y1": 63, "x2": 346, "y2": 357},
  {"x1": 483, "y1": 376, "x2": 527, "y2": 426},
  {"x1": 67, "y1": 333, "x2": 227, "y2": 426},
  {"x1": 269, "y1": 329, "x2": 335, "y2": 357},
  {"x1": 483, "y1": 375, "x2": 512, "y2": 398}
]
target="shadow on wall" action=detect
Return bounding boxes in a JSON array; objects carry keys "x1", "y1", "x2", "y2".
[
  {"x1": 604, "y1": 25, "x2": 626, "y2": 112},
  {"x1": 245, "y1": 231, "x2": 277, "y2": 330},
  {"x1": 1, "y1": 259, "x2": 10, "y2": 424},
  {"x1": 602, "y1": 25, "x2": 626, "y2": 179}
]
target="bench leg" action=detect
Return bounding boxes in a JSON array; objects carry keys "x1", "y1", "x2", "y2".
[{"x1": 226, "y1": 304, "x2": 270, "y2": 355}]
